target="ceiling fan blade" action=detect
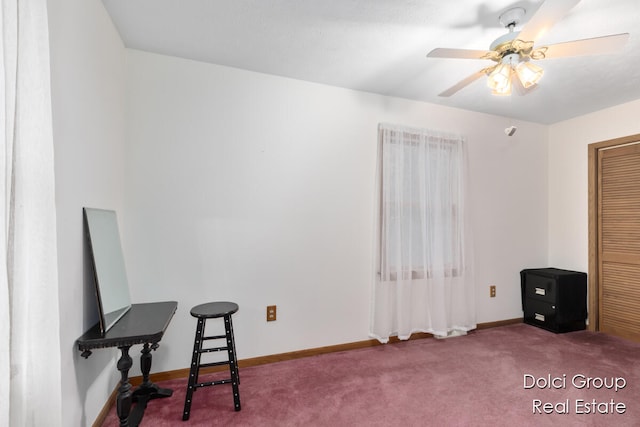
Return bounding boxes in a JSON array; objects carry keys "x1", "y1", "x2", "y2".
[
  {"x1": 427, "y1": 47, "x2": 493, "y2": 60},
  {"x1": 518, "y1": 0, "x2": 581, "y2": 43},
  {"x1": 438, "y1": 70, "x2": 487, "y2": 97},
  {"x1": 535, "y1": 33, "x2": 630, "y2": 59}
]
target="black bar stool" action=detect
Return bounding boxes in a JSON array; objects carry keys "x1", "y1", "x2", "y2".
[{"x1": 182, "y1": 301, "x2": 241, "y2": 421}]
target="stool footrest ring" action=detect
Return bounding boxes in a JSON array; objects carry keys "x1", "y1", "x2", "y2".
[
  {"x1": 195, "y1": 378, "x2": 234, "y2": 388},
  {"x1": 199, "y1": 361, "x2": 230, "y2": 369},
  {"x1": 203, "y1": 334, "x2": 226, "y2": 340},
  {"x1": 199, "y1": 346, "x2": 228, "y2": 353}
]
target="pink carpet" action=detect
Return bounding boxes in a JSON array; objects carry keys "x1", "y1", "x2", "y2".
[{"x1": 102, "y1": 323, "x2": 640, "y2": 426}]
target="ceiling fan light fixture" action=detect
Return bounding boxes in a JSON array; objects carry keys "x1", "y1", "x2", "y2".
[
  {"x1": 487, "y1": 63, "x2": 512, "y2": 90},
  {"x1": 491, "y1": 77, "x2": 513, "y2": 96},
  {"x1": 515, "y1": 61, "x2": 544, "y2": 88}
]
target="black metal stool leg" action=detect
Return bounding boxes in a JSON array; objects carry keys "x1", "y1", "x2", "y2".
[
  {"x1": 224, "y1": 314, "x2": 241, "y2": 411},
  {"x1": 227, "y1": 313, "x2": 240, "y2": 385},
  {"x1": 183, "y1": 318, "x2": 206, "y2": 421}
]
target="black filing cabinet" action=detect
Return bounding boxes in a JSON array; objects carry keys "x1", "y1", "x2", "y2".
[{"x1": 521, "y1": 268, "x2": 587, "y2": 333}]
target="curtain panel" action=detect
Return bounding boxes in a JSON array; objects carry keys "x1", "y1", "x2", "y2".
[
  {"x1": 1, "y1": 0, "x2": 62, "y2": 425},
  {"x1": 370, "y1": 123, "x2": 476, "y2": 342}
]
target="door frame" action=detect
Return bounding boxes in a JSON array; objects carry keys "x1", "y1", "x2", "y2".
[{"x1": 587, "y1": 133, "x2": 640, "y2": 332}]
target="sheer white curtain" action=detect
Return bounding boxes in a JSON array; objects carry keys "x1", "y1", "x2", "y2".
[
  {"x1": 370, "y1": 123, "x2": 475, "y2": 342},
  {"x1": 1, "y1": 0, "x2": 62, "y2": 425}
]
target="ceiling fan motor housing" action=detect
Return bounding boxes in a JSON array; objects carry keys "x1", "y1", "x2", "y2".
[
  {"x1": 491, "y1": 7, "x2": 527, "y2": 59},
  {"x1": 491, "y1": 31, "x2": 520, "y2": 51},
  {"x1": 502, "y1": 52, "x2": 521, "y2": 65}
]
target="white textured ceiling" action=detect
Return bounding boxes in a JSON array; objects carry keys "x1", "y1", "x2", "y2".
[{"x1": 102, "y1": 0, "x2": 640, "y2": 124}]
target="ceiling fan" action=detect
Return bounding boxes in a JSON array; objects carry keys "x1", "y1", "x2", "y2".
[{"x1": 427, "y1": 0, "x2": 629, "y2": 97}]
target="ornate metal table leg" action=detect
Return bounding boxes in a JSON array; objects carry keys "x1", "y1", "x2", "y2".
[
  {"x1": 132, "y1": 342, "x2": 173, "y2": 402},
  {"x1": 139, "y1": 342, "x2": 154, "y2": 389},
  {"x1": 116, "y1": 346, "x2": 133, "y2": 427}
]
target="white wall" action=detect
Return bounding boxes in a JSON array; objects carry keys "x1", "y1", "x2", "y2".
[
  {"x1": 123, "y1": 50, "x2": 549, "y2": 373},
  {"x1": 48, "y1": 0, "x2": 127, "y2": 425},
  {"x1": 44, "y1": 1, "x2": 550, "y2": 422},
  {"x1": 548, "y1": 99, "x2": 640, "y2": 272}
]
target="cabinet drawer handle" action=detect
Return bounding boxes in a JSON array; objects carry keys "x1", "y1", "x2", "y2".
[
  {"x1": 535, "y1": 287, "x2": 546, "y2": 296},
  {"x1": 534, "y1": 313, "x2": 545, "y2": 322}
]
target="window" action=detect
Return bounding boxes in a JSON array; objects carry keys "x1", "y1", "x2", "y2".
[{"x1": 378, "y1": 124, "x2": 466, "y2": 281}]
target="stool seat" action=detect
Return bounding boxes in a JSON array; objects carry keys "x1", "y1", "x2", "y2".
[
  {"x1": 183, "y1": 301, "x2": 241, "y2": 420},
  {"x1": 190, "y1": 301, "x2": 238, "y2": 319}
]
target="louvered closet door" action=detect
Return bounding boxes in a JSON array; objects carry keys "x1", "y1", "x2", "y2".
[{"x1": 599, "y1": 142, "x2": 640, "y2": 341}]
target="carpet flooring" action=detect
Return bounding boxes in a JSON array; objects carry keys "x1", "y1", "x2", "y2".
[{"x1": 102, "y1": 323, "x2": 640, "y2": 426}]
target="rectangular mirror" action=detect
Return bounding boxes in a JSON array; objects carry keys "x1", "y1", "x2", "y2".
[{"x1": 84, "y1": 208, "x2": 132, "y2": 334}]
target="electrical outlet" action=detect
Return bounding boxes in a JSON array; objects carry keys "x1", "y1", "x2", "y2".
[
  {"x1": 490, "y1": 285, "x2": 496, "y2": 298},
  {"x1": 267, "y1": 305, "x2": 277, "y2": 321}
]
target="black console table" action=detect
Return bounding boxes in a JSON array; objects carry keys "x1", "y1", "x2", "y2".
[{"x1": 77, "y1": 301, "x2": 178, "y2": 427}]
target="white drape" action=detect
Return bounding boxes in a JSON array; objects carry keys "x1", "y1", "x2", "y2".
[
  {"x1": 1, "y1": 0, "x2": 62, "y2": 425},
  {"x1": 370, "y1": 123, "x2": 475, "y2": 342}
]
